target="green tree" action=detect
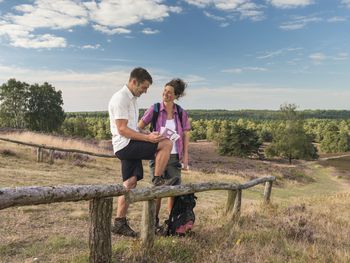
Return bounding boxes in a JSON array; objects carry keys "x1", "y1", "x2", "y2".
[
  {"x1": 25, "y1": 82, "x2": 65, "y2": 132},
  {"x1": 266, "y1": 104, "x2": 318, "y2": 164},
  {"x1": 0, "y1": 79, "x2": 29, "y2": 128},
  {"x1": 217, "y1": 121, "x2": 261, "y2": 157}
]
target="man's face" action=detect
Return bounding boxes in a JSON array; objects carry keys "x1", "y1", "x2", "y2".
[{"x1": 131, "y1": 79, "x2": 150, "y2": 97}]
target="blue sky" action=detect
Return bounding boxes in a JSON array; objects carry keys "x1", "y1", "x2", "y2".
[{"x1": 0, "y1": 0, "x2": 349, "y2": 111}]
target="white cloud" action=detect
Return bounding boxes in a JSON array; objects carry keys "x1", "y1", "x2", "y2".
[
  {"x1": 0, "y1": 0, "x2": 181, "y2": 49},
  {"x1": 1, "y1": 64, "x2": 349, "y2": 111},
  {"x1": 341, "y1": 0, "x2": 350, "y2": 8},
  {"x1": 185, "y1": 0, "x2": 265, "y2": 21},
  {"x1": 257, "y1": 47, "x2": 303, "y2": 59},
  {"x1": 204, "y1": 11, "x2": 226, "y2": 21},
  {"x1": 81, "y1": 44, "x2": 101, "y2": 50},
  {"x1": 327, "y1": 16, "x2": 347, "y2": 23},
  {"x1": 142, "y1": 28, "x2": 160, "y2": 35},
  {"x1": 85, "y1": 0, "x2": 180, "y2": 28},
  {"x1": 280, "y1": 15, "x2": 322, "y2": 30},
  {"x1": 309, "y1": 52, "x2": 349, "y2": 64},
  {"x1": 92, "y1": 24, "x2": 131, "y2": 35},
  {"x1": 268, "y1": 0, "x2": 314, "y2": 9},
  {"x1": 222, "y1": 67, "x2": 268, "y2": 74}
]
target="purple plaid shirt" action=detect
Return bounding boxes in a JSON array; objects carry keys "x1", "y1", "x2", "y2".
[{"x1": 141, "y1": 103, "x2": 191, "y2": 160}]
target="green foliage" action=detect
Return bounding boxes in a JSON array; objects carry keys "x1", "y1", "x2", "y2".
[
  {"x1": 0, "y1": 78, "x2": 29, "y2": 128},
  {"x1": 217, "y1": 121, "x2": 262, "y2": 157},
  {"x1": 0, "y1": 79, "x2": 65, "y2": 132},
  {"x1": 321, "y1": 130, "x2": 350, "y2": 153},
  {"x1": 266, "y1": 104, "x2": 318, "y2": 163},
  {"x1": 25, "y1": 82, "x2": 65, "y2": 132}
]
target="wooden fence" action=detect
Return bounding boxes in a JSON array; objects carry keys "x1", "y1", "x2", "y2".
[
  {"x1": 0, "y1": 176, "x2": 275, "y2": 263},
  {"x1": 0, "y1": 137, "x2": 114, "y2": 163}
]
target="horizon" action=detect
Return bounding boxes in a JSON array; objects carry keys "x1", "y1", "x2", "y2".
[{"x1": 1, "y1": 0, "x2": 349, "y2": 111}]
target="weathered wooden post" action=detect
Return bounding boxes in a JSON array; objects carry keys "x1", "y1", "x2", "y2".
[
  {"x1": 49, "y1": 149, "x2": 54, "y2": 164},
  {"x1": 263, "y1": 181, "x2": 273, "y2": 204},
  {"x1": 37, "y1": 147, "x2": 42, "y2": 162},
  {"x1": 225, "y1": 190, "x2": 237, "y2": 215},
  {"x1": 89, "y1": 197, "x2": 113, "y2": 263},
  {"x1": 141, "y1": 199, "x2": 156, "y2": 252},
  {"x1": 231, "y1": 189, "x2": 242, "y2": 220}
]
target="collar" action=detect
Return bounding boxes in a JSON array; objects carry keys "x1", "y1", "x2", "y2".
[
  {"x1": 123, "y1": 85, "x2": 135, "y2": 100},
  {"x1": 160, "y1": 102, "x2": 178, "y2": 113}
]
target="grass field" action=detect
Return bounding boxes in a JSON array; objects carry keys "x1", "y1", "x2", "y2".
[{"x1": 0, "y1": 135, "x2": 349, "y2": 263}]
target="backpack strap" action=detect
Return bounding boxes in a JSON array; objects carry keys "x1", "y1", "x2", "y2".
[
  {"x1": 150, "y1": 102, "x2": 160, "y2": 132},
  {"x1": 175, "y1": 104, "x2": 183, "y2": 129}
]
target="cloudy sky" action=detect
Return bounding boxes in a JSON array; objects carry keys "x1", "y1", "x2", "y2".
[{"x1": 0, "y1": 0, "x2": 349, "y2": 112}]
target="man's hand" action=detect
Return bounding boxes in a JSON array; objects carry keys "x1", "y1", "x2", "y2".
[{"x1": 147, "y1": 132, "x2": 166, "y2": 143}]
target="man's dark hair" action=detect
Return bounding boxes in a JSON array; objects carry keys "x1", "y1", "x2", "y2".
[
  {"x1": 165, "y1": 78, "x2": 187, "y2": 98},
  {"x1": 129, "y1": 67, "x2": 153, "y2": 84}
]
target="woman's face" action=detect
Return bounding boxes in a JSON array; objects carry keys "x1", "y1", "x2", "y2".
[{"x1": 162, "y1": 85, "x2": 176, "y2": 103}]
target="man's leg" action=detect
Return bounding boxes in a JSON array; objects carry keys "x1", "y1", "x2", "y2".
[{"x1": 116, "y1": 176, "x2": 137, "y2": 218}]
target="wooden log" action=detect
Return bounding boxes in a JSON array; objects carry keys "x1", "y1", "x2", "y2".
[
  {"x1": 49, "y1": 149, "x2": 54, "y2": 164},
  {"x1": 141, "y1": 200, "x2": 156, "y2": 251},
  {"x1": 0, "y1": 184, "x2": 127, "y2": 210},
  {"x1": 263, "y1": 181, "x2": 273, "y2": 204},
  {"x1": 231, "y1": 189, "x2": 242, "y2": 220},
  {"x1": 89, "y1": 197, "x2": 113, "y2": 263},
  {"x1": 126, "y1": 176, "x2": 275, "y2": 203},
  {"x1": 37, "y1": 147, "x2": 42, "y2": 162},
  {"x1": 225, "y1": 190, "x2": 237, "y2": 215}
]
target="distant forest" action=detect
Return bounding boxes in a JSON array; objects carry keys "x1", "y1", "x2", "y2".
[{"x1": 66, "y1": 109, "x2": 350, "y2": 120}]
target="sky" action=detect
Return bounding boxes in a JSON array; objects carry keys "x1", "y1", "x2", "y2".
[{"x1": 0, "y1": 0, "x2": 349, "y2": 112}]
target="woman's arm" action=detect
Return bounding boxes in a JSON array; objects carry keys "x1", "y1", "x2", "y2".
[{"x1": 182, "y1": 130, "x2": 190, "y2": 170}]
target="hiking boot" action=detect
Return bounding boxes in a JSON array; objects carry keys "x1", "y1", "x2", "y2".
[
  {"x1": 111, "y1": 217, "x2": 138, "y2": 238},
  {"x1": 152, "y1": 176, "x2": 179, "y2": 186}
]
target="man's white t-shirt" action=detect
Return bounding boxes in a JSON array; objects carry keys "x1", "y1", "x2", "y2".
[{"x1": 108, "y1": 85, "x2": 138, "y2": 153}]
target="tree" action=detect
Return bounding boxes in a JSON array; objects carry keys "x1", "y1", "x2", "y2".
[
  {"x1": 25, "y1": 82, "x2": 65, "y2": 132},
  {"x1": 266, "y1": 104, "x2": 318, "y2": 164},
  {"x1": 217, "y1": 121, "x2": 262, "y2": 157},
  {"x1": 0, "y1": 79, "x2": 29, "y2": 128}
]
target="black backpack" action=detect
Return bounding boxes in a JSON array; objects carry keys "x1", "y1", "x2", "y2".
[
  {"x1": 150, "y1": 102, "x2": 183, "y2": 132},
  {"x1": 166, "y1": 193, "x2": 197, "y2": 236}
]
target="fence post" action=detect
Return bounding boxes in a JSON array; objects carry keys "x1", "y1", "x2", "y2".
[
  {"x1": 263, "y1": 181, "x2": 273, "y2": 204},
  {"x1": 37, "y1": 147, "x2": 42, "y2": 162},
  {"x1": 141, "y1": 199, "x2": 156, "y2": 252},
  {"x1": 49, "y1": 149, "x2": 54, "y2": 164},
  {"x1": 89, "y1": 197, "x2": 113, "y2": 263},
  {"x1": 231, "y1": 189, "x2": 242, "y2": 220},
  {"x1": 225, "y1": 190, "x2": 237, "y2": 215}
]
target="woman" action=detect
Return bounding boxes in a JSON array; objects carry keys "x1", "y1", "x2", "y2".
[{"x1": 138, "y1": 78, "x2": 191, "y2": 229}]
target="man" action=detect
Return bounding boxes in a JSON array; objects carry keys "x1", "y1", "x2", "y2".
[{"x1": 108, "y1": 67, "x2": 176, "y2": 237}]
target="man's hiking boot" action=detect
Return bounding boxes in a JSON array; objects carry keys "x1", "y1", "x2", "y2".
[
  {"x1": 111, "y1": 217, "x2": 138, "y2": 238},
  {"x1": 152, "y1": 176, "x2": 179, "y2": 186}
]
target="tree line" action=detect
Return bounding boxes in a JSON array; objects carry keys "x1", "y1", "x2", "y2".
[{"x1": 1, "y1": 79, "x2": 349, "y2": 163}]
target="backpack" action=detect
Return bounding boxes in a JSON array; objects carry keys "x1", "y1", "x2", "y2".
[
  {"x1": 166, "y1": 193, "x2": 197, "y2": 236},
  {"x1": 150, "y1": 102, "x2": 183, "y2": 132}
]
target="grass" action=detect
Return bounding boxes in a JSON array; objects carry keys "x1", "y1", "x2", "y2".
[{"x1": 0, "y1": 134, "x2": 350, "y2": 263}]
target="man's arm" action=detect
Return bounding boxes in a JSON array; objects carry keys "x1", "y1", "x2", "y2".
[{"x1": 116, "y1": 119, "x2": 164, "y2": 143}]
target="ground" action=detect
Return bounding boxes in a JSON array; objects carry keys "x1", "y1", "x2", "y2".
[{"x1": 0, "y1": 134, "x2": 349, "y2": 263}]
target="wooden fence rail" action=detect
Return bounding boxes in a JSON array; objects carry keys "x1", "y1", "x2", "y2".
[
  {"x1": 0, "y1": 176, "x2": 275, "y2": 263},
  {"x1": 0, "y1": 137, "x2": 115, "y2": 161}
]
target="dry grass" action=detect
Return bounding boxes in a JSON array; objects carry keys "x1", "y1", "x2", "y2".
[
  {"x1": 0, "y1": 131, "x2": 112, "y2": 155},
  {"x1": 0, "y1": 133, "x2": 350, "y2": 263}
]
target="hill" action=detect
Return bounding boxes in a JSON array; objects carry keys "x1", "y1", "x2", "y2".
[{"x1": 0, "y1": 135, "x2": 349, "y2": 263}]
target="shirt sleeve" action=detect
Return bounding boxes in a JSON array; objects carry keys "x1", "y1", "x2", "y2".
[
  {"x1": 110, "y1": 95, "x2": 129, "y2": 120},
  {"x1": 141, "y1": 104, "x2": 154, "y2": 125},
  {"x1": 181, "y1": 109, "x2": 191, "y2": 131}
]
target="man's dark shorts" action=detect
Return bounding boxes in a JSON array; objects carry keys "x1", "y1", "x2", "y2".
[{"x1": 115, "y1": 140, "x2": 158, "y2": 182}]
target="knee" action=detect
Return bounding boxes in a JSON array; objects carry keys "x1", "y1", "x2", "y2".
[{"x1": 123, "y1": 180, "x2": 137, "y2": 190}]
